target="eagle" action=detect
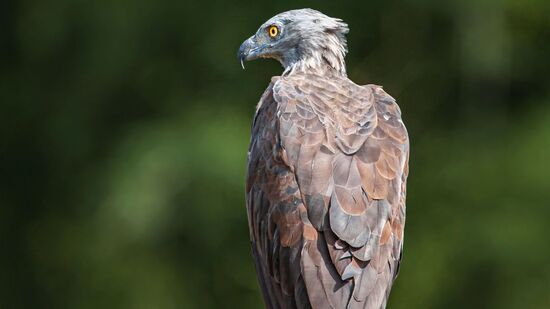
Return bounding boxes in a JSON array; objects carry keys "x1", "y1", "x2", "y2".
[{"x1": 238, "y1": 9, "x2": 409, "y2": 309}]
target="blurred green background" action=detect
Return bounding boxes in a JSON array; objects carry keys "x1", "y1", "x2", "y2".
[{"x1": 1, "y1": 0, "x2": 549, "y2": 308}]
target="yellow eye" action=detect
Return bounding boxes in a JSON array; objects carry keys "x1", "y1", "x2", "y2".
[{"x1": 268, "y1": 25, "x2": 279, "y2": 38}]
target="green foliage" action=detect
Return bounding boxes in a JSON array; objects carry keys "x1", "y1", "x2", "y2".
[{"x1": 1, "y1": 0, "x2": 549, "y2": 308}]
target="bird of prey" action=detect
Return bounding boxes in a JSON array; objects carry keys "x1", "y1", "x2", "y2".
[{"x1": 239, "y1": 9, "x2": 409, "y2": 309}]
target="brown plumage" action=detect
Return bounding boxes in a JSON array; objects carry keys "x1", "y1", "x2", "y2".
[{"x1": 240, "y1": 9, "x2": 409, "y2": 309}]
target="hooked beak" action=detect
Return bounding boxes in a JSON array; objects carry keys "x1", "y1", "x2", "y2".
[{"x1": 238, "y1": 36, "x2": 260, "y2": 70}]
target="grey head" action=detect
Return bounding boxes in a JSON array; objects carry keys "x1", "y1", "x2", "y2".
[{"x1": 238, "y1": 9, "x2": 349, "y2": 74}]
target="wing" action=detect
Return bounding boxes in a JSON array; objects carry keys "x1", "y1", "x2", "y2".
[
  {"x1": 273, "y1": 73, "x2": 409, "y2": 309},
  {"x1": 246, "y1": 79, "x2": 313, "y2": 309}
]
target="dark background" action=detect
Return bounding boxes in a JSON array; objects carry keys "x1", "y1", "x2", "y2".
[{"x1": 1, "y1": 0, "x2": 549, "y2": 308}]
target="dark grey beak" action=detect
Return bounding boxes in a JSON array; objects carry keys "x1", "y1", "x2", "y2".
[{"x1": 238, "y1": 36, "x2": 257, "y2": 70}]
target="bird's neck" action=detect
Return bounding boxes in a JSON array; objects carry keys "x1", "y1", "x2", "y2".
[{"x1": 281, "y1": 45, "x2": 347, "y2": 77}]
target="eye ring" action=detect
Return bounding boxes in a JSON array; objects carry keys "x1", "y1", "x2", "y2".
[{"x1": 268, "y1": 25, "x2": 279, "y2": 38}]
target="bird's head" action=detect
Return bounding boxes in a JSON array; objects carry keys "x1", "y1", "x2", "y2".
[{"x1": 238, "y1": 9, "x2": 349, "y2": 74}]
